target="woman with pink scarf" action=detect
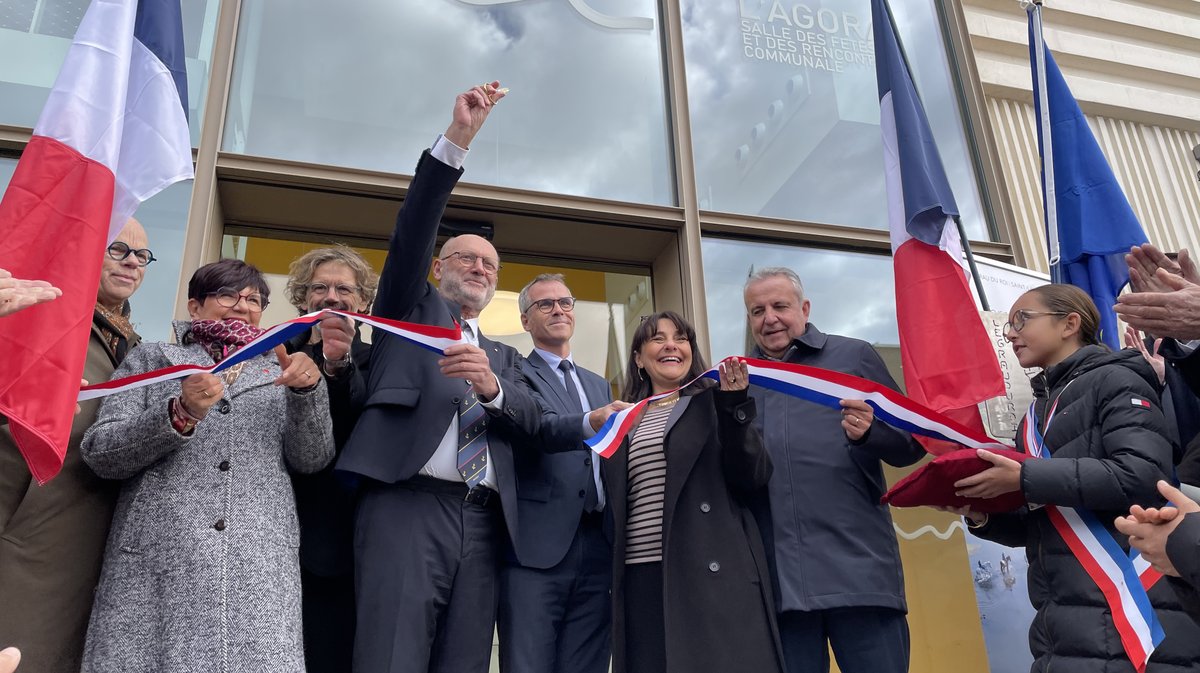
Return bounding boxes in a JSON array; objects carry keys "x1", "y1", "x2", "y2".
[{"x1": 80, "y1": 259, "x2": 335, "y2": 673}]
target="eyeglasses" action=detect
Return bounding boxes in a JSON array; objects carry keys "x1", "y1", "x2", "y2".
[
  {"x1": 306, "y1": 282, "x2": 359, "y2": 298},
  {"x1": 1003, "y1": 310, "x2": 1068, "y2": 335},
  {"x1": 107, "y1": 242, "x2": 156, "y2": 267},
  {"x1": 204, "y1": 287, "x2": 268, "y2": 312},
  {"x1": 441, "y1": 251, "x2": 501, "y2": 275},
  {"x1": 526, "y1": 297, "x2": 576, "y2": 314}
]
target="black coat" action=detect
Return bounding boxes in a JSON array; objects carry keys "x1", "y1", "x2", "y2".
[
  {"x1": 336, "y1": 149, "x2": 542, "y2": 552},
  {"x1": 286, "y1": 327, "x2": 371, "y2": 577},
  {"x1": 1166, "y1": 512, "x2": 1200, "y2": 627},
  {"x1": 1161, "y1": 339, "x2": 1200, "y2": 399},
  {"x1": 604, "y1": 387, "x2": 784, "y2": 673},
  {"x1": 974, "y1": 346, "x2": 1200, "y2": 673}
]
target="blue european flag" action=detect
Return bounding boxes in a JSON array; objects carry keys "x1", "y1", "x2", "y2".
[{"x1": 1028, "y1": 8, "x2": 1147, "y2": 349}]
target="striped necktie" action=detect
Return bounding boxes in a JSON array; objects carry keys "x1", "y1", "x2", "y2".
[{"x1": 456, "y1": 320, "x2": 487, "y2": 488}]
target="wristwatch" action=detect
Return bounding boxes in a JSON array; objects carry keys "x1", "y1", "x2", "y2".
[{"x1": 322, "y1": 350, "x2": 352, "y2": 377}]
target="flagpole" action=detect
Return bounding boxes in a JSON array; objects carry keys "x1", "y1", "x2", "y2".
[
  {"x1": 1029, "y1": 0, "x2": 1061, "y2": 283},
  {"x1": 878, "y1": 0, "x2": 992, "y2": 311}
]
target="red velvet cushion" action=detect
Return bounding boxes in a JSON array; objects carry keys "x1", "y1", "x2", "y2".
[{"x1": 882, "y1": 448, "x2": 1031, "y2": 514}]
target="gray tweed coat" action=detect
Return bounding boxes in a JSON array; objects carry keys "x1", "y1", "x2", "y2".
[{"x1": 79, "y1": 321, "x2": 335, "y2": 673}]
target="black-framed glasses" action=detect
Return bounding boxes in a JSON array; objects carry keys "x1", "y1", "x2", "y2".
[
  {"x1": 306, "y1": 282, "x2": 359, "y2": 298},
  {"x1": 204, "y1": 287, "x2": 268, "y2": 312},
  {"x1": 1004, "y1": 310, "x2": 1068, "y2": 334},
  {"x1": 441, "y1": 251, "x2": 501, "y2": 275},
  {"x1": 526, "y1": 297, "x2": 576, "y2": 314},
  {"x1": 107, "y1": 241, "x2": 156, "y2": 267}
]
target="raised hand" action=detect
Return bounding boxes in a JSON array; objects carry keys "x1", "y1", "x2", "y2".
[
  {"x1": 718, "y1": 357, "x2": 749, "y2": 392},
  {"x1": 274, "y1": 346, "x2": 321, "y2": 389},
  {"x1": 840, "y1": 399, "x2": 874, "y2": 441},
  {"x1": 1115, "y1": 271, "x2": 1200, "y2": 340},
  {"x1": 317, "y1": 313, "x2": 355, "y2": 371},
  {"x1": 588, "y1": 400, "x2": 634, "y2": 432},
  {"x1": 1123, "y1": 325, "x2": 1165, "y2": 385},
  {"x1": 180, "y1": 373, "x2": 225, "y2": 419},
  {"x1": 1114, "y1": 480, "x2": 1200, "y2": 577},
  {"x1": 1126, "y1": 244, "x2": 1181, "y2": 293},
  {"x1": 438, "y1": 344, "x2": 500, "y2": 401},
  {"x1": 443, "y1": 81, "x2": 506, "y2": 150},
  {"x1": 0, "y1": 267, "x2": 61, "y2": 317}
]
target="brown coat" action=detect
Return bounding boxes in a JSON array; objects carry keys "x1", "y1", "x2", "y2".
[
  {"x1": 0, "y1": 318, "x2": 137, "y2": 673},
  {"x1": 605, "y1": 387, "x2": 784, "y2": 673}
]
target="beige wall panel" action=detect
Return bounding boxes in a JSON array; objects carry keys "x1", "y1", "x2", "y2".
[{"x1": 985, "y1": 96, "x2": 1200, "y2": 272}]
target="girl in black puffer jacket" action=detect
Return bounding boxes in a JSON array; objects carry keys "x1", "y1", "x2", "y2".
[{"x1": 953, "y1": 284, "x2": 1200, "y2": 673}]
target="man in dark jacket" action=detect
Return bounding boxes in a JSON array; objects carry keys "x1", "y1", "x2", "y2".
[
  {"x1": 283, "y1": 244, "x2": 377, "y2": 673},
  {"x1": 336, "y1": 83, "x2": 543, "y2": 673},
  {"x1": 499, "y1": 273, "x2": 613, "y2": 673},
  {"x1": 742, "y1": 267, "x2": 923, "y2": 673}
]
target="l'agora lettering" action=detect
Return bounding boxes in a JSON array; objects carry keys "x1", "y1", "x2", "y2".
[{"x1": 739, "y1": 0, "x2": 876, "y2": 71}]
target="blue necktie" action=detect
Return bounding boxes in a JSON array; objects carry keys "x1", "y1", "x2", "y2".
[{"x1": 559, "y1": 360, "x2": 598, "y2": 511}]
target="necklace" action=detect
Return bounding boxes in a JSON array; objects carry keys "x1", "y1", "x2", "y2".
[{"x1": 650, "y1": 393, "x2": 680, "y2": 408}]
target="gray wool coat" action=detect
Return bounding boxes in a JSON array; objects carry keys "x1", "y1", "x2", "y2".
[{"x1": 79, "y1": 321, "x2": 335, "y2": 673}]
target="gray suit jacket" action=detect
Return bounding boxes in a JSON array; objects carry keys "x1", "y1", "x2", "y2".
[{"x1": 511, "y1": 351, "x2": 611, "y2": 569}]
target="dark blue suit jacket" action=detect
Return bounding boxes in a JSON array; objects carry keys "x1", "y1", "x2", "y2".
[
  {"x1": 336, "y1": 149, "x2": 541, "y2": 551},
  {"x1": 511, "y1": 351, "x2": 612, "y2": 569}
]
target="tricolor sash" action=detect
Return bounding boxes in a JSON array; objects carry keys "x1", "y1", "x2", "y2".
[
  {"x1": 1024, "y1": 394, "x2": 1164, "y2": 672},
  {"x1": 585, "y1": 357, "x2": 1011, "y2": 458},
  {"x1": 78, "y1": 310, "x2": 464, "y2": 401}
]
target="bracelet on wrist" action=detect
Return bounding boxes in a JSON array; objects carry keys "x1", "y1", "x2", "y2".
[
  {"x1": 966, "y1": 513, "x2": 989, "y2": 529},
  {"x1": 169, "y1": 397, "x2": 199, "y2": 436}
]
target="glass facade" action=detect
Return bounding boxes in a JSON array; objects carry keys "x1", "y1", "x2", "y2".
[
  {"x1": 0, "y1": 0, "x2": 222, "y2": 145},
  {"x1": 0, "y1": 0, "x2": 1025, "y2": 668},
  {"x1": 223, "y1": 0, "x2": 675, "y2": 205},
  {"x1": 682, "y1": 0, "x2": 989, "y2": 239},
  {"x1": 702, "y1": 236, "x2": 900, "y2": 361}
]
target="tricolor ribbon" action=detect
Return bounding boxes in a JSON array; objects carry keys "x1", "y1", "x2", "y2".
[
  {"x1": 78, "y1": 311, "x2": 464, "y2": 401},
  {"x1": 1024, "y1": 396, "x2": 1164, "y2": 672},
  {"x1": 585, "y1": 357, "x2": 1011, "y2": 458}
]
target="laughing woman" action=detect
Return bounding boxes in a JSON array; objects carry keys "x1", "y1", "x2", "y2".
[
  {"x1": 953, "y1": 284, "x2": 1200, "y2": 673},
  {"x1": 607, "y1": 310, "x2": 783, "y2": 673},
  {"x1": 79, "y1": 259, "x2": 335, "y2": 673}
]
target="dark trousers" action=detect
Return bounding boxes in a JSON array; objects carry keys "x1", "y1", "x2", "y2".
[
  {"x1": 301, "y1": 568, "x2": 355, "y2": 673},
  {"x1": 623, "y1": 561, "x2": 665, "y2": 673},
  {"x1": 778, "y1": 607, "x2": 909, "y2": 673},
  {"x1": 498, "y1": 513, "x2": 612, "y2": 673},
  {"x1": 353, "y1": 479, "x2": 502, "y2": 673}
]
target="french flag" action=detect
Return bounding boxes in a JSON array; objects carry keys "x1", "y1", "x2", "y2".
[
  {"x1": 871, "y1": 0, "x2": 1004, "y2": 450},
  {"x1": 0, "y1": 0, "x2": 193, "y2": 483}
]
